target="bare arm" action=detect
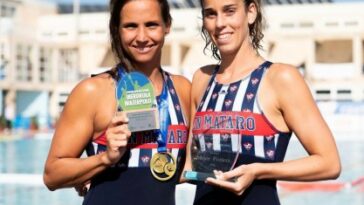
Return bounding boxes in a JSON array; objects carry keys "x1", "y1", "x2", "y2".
[
  {"x1": 43, "y1": 77, "x2": 130, "y2": 190},
  {"x1": 207, "y1": 64, "x2": 341, "y2": 195},
  {"x1": 252, "y1": 64, "x2": 341, "y2": 181}
]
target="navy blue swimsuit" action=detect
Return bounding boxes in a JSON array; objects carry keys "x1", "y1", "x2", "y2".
[
  {"x1": 83, "y1": 69, "x2": 188, "y2": 205},
  {"x1": 192, "y1": 62, "x2": 292, "y2": 205}
]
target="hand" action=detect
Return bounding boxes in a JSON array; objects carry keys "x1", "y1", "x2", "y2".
[
  {"x1": 103, "y1": 112, "x2": 131, "y2": 165},
  {"x1": 75, "y1": 181, "x2": 90, "y2": 197},
  {"x1": 205, "y1": 165, "x2": 256, "y2": 196}
]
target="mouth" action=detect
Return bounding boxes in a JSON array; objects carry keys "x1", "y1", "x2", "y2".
[
  {"x1": 132, "y1": 45, "x2": 154, "y2": 54},
  {"x1": 215, "y1": 32, "x2": 232, "y2": 43}
]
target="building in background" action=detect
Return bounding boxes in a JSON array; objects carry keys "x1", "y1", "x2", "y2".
[{"x1": 0, "y1": 0, "x2": 363, "y2": 130}]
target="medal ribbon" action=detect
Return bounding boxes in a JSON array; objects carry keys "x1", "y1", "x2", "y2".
[{"x1": 155, "y1": 78, "x2": 171, "y2": 153}]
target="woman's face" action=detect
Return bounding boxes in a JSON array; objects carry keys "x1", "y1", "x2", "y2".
[
  {"x1": 120, "y1": 0, "x2": 170, "y2": 68},
  {"x1": 202, "y1": 0, "x2": 255, "y2": 56}
]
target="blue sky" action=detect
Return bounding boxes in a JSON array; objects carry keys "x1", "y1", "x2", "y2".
[{"x1": 48, "y1": 0, "x2": 364, "y2": 4}]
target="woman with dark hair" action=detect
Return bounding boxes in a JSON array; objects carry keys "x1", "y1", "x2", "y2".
[
  {"x1": 183, "y1": 0, "x2": 341, "y2": 204},
  {"x1": 43, "y1": 0, "x2": 191, "y2": 204}
]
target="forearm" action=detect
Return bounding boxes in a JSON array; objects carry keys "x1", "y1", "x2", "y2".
[
  {"x1": 44, "y1": 152, "x2": 111, "y2": 190},
  {"x1": 252, "y1": 155, "x2": 341, "y2": 181}
]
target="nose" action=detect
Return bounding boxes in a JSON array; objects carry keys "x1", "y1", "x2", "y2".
[
  {"x1": 136, "y1": 27, "x2": 147, "y2": 43},
  {"x1": 216, "y1": 14, "x2": 226, "y2": 29}
]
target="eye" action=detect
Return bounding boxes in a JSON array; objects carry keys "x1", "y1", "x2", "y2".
[
  {"x1": 224, "y1": 7, "x2": 236, "y2": 16},
  {"x1": 203, "y1": 10, "x2": 216, "y2": 19},
  {"x1": 145, "y1": 22, "x2": 159, "y2": 29},
  {"x1": 122, "y1": 23, "x2": 137, "y2": 29}
]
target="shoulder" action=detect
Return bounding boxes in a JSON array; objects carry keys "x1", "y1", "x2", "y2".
[
  {"x1": 192, "y1": 64, "x2": 217, "y2": 83},
  {"x1": 66, "y1": 73, "x2": 114, "y2": 108},
  {"x1": 170, "y1": 74, "x2": 191, "y2": 88},
  {"x1": 265, "y1": 63, "x2": 305, "y2": 88},
  {"x1": 73, "y1": 73, "x2": 112, "y2": 96},
  {"x1": 169, "y1": 73, "x2": 191, "y2": 101}
]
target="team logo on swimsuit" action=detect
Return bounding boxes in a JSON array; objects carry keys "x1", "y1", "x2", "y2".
[
  {"x1": 229, "y1": 85, "x2": 238, "y2": 92},
  {"x1": 141, "y1": 155, "x2": 151, "y2": 164},
  {"x1": 266, "y1": 135, "x2": 274, "y2": 141},
  {"x1": 266, "y1": 150, "x2": 275, "y2": 159},
  {"x1": 221, "y1": 134, "x2": 230, "y2": 141},
  {"x1": 243, "y1": 109, "x2": 252, "y2": 112},
  {"x1": 251, "y1": 78, "x2": 259, "y2": 85},
  {"x1": 169, "y1": 88, "x2": 176, "y2": 95},
  {"x1": 243, "y1": 142, "x2": 253, "y2": 151},
  {"x1": 206, "y1": 142, "x2": 213, "y2": 150},
  {"x1": 175, "y1": 104, "x2": 181, "y2": 111},
  {"x1": 212, "y1": 93, "x2": 218, "y2": 99},
  {"x1": 246, "y1": 93, "x2": 254, "y2": 100},
  {"x1": 224, "y1": 99, "x2": 233, "y2": 107}
]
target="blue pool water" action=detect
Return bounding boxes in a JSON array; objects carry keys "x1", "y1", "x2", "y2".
[{"x1": 0, "y1": 134, "x2": 363, "y2": 205}]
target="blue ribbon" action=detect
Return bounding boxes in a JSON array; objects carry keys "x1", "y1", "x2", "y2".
[{"x1": 155, "y1": 79, "x2": 171, "y2": 153}]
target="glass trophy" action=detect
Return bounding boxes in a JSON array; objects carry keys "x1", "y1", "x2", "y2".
[
  {"x1": 116, "y1": 71, "x2": 159, "y2": 132},
  {"x1": 184, "y1": 113, "x2": 241, "y2": 181}
]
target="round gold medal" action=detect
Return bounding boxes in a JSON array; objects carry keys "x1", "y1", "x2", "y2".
[{"x1": 150, "y1": 152, "x2": 177, "y2": 181}]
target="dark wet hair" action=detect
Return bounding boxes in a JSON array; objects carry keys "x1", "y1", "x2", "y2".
[
  {"x1": 199, "y1": 0, "x2": 264, "y2": 60},
  {"x1": 108, "y1": 0, "x2": 172, "y2": 77}
]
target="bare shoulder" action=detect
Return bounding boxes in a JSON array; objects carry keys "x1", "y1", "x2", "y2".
[
  {"x1": 170, "y1": 74, "x2": 191, "y2": 87},
  {"x1": 74, "y1": 73, "x2": 111, "y2": 94},
  {"x1": 170, "y1": 74, "x2": 191, "y2": 101},
  {"x1": 65, "y1": 73, "x2": 114, "y2": 108},
  {"x1": 265, "y1": 63, "x2": 305, "y2": 87},
  {"x1": 192, "y1": 64, "x2": 216, "y2": 83}
]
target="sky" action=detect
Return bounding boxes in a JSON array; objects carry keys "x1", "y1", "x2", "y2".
[{"x1": 48, "y1": 0, "x2": 364, "y2": 4}]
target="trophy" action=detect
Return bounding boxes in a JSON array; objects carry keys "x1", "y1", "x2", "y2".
[
  {"x1": 116, "y1": 71, "x2": 159, "y2": 132},
  {"x1": 184, "y1": 112, "x2": 242, "y2": 181}
]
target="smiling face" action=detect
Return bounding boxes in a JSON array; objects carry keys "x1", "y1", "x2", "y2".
[
  {"x1": 201, "y1": 0, "x2": 257, "y2": 57},
  {"x1": 119, "y1": 0, "x2": 170, "y2": 69}
]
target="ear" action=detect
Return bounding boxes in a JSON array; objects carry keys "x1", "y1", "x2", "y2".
[
  {"x1": 247, "y1": 3, "x2": 257, "y2": 25},
  {"x1": 165, "y1": 22, "x2": 171, "y2": 35}
]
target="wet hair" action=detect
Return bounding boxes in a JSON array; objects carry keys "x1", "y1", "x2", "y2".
[
  {"x1": 108, "y1": 0, "x2": 172, "y2": 78},
  {"x1": 199, "y1": 0, "x2": 264, "y2": 60}
]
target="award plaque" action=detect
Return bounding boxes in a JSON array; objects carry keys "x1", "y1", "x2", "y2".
[
  {"x1": 116, "y1": 71, "x2": 159, "y2": 132},
  {"x1": 184, "y1": 113, "x2": 241, "y2": 181}
]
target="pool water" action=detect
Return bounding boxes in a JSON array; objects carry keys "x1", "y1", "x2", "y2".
[{"x1": 0, "y1": 134, "x2": 363, "y2": 205}]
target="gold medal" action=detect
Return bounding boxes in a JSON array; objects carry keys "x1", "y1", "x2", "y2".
[{"x1": 150, "y1": 152, "x2": 177, "y2": 181}]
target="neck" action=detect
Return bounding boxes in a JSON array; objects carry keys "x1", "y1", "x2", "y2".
[{"x1": 217, "y1": 43, "x2": 264, "y2": 83}]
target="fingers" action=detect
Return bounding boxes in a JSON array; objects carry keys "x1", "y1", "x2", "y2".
[
  {"x1": 107, "y1": 112, "x2": 131, "y2": 139},
  {"x1": 103, "y1": 112, "x2": 132, "y2": 164},
  {"x1": 206, "y1": 175, "x2": 243, "y2": 195},
  {"x1": 110, "y1": 112, "x2": 129, "y2": 127},
  {"x1": 205, "y1": 167, "x2": 250, "y2": 196}
]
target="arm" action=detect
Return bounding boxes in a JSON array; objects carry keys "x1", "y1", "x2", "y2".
[
  {"x1": 43, "y1": 77, "x2": 131, "y2": 190},
  {"x1": 207, "y1": 64, "x2": 341, "y2": 194},
  {"x1": 252, "y1": 64, "x2": 341, "y2": 181},
  {"x1": 180, "y1": 66, "x2": 216, "y2": 182}
]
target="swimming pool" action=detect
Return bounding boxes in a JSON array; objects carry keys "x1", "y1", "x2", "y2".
[{"x1": 0, "y1": 133, "x2": 363, "y2": 205}]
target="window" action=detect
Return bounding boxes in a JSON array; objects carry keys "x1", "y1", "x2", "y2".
[
  {"x1": 16, "y1": 44, "x2": 32, "y2": 82},
  {"x1": 58, "y1": 48, "x2": 79, "y2": 82},
  {"x1": 315, "y1": 40, "x2": 353, "y2": 63},
  {"x1": 0, "y1": 43, "x2": 6, "y2": 80},
  {"x1": 39, "y1": 48, "x2": 52, "y2": 82}
]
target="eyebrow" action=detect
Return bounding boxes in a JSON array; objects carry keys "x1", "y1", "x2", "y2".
[{"x1": 203, "y1": 3, "x2": 237, "y2": 12}]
